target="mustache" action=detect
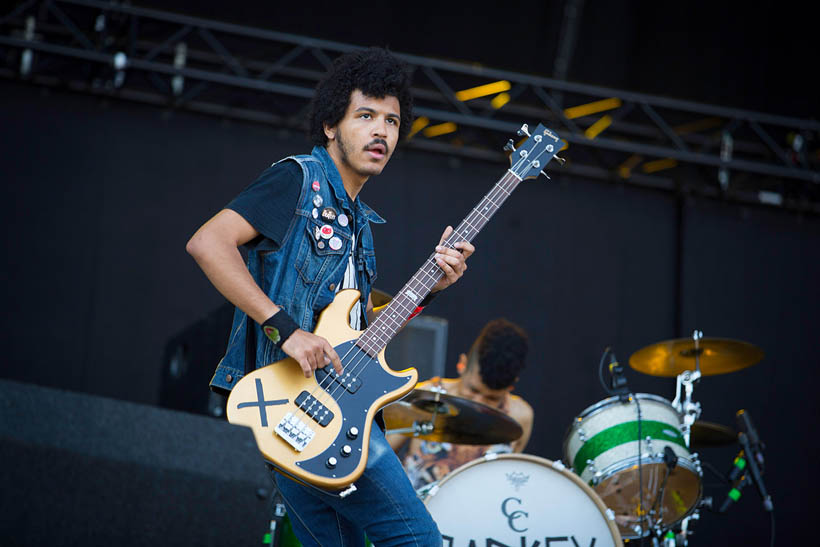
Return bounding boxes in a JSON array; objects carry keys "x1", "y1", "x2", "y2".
[{"x1": 364, "y1": 139, "x2": 389, "y2": 155}]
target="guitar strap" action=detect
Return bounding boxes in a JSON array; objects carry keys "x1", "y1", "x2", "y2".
[{"x1": 244, "y1": 313, "x2": 256, "y2": 377}]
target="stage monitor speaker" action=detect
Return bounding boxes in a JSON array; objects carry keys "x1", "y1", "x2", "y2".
[
  {"x1": 0, "y1": 379, "x2": 272, "y2": 547},
  {"x1": 159, "y1": 302, "x2": 234, "y2": 417},
  {"x1": 384, "y1": 314, "x2": 448, "y2": 382}
]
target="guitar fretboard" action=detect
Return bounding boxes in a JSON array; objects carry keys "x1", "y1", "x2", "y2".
[{"x1": 356, "y1": 169, "x2": 523, "y2": 356}]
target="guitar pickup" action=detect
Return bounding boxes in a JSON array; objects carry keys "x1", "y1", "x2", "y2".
[
  {"x1": 315, "y1": 367, "x2": 362, "y2": 394},
  {"x1": 274, "y1": 411, "x2": 315, "y2": 452},
  {"x1": 295, "y1": 391, "x2": 334, "y2": 427}
]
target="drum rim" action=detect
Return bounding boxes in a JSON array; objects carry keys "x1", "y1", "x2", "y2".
[
  {"x1": 424, "y1": 453, "x2": 623, "y2": 546},
  {"x1": 576, "y1": 393, "x2": 678, "y2": 421},
  {"x1": 561, "y1": 393, "x2": 682, "y2": 464},
  {"x1": 592, "y1": 455, "x2": 703, "y2": 539}
]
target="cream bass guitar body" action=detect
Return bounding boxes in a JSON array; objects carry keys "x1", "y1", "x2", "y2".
[{"x1": 227, "y1": 123, "x2": 564, "y2": 490}]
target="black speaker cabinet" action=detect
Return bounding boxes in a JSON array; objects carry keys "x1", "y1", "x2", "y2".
[
  {"x1": 0, "y1": 379, "x2": 272, "y2": 546},
  {"x1": 159, "y1": 303, "x2": 234, "y2": 417},
  {"x1": 385, "y1": 314, "x2": 449, "y2": 382}
]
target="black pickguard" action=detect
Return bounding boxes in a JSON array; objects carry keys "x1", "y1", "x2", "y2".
[{"x1": 294, "y1": 340, "x2": 413, "y2": 481}]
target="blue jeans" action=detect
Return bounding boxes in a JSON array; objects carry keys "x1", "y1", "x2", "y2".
[{"x1": 273, "y1": 426, "x2": 441, "y2": 546}]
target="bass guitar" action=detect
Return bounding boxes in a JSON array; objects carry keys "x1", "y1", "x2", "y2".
[{"x1": 227, "y1": 123, "x2": 564, "y2": 490}]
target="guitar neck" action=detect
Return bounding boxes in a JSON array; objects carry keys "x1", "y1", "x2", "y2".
[{"x1": 356, "y1": 169, "x2": 524, "y2": 356}]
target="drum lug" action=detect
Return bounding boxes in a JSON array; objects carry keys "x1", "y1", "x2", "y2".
[
  {"x1": 691, "y1": 452, "x2": 703, "y2": 475},
  {"x1": 605, "y1": 508, "x2": 616, "y2": 521},
  {"x1": 578, "y1": 428, "x2": 588, "y2": 442},
  {"x1": 585, "y1": 459, "x2": 602, "y2": 485}
]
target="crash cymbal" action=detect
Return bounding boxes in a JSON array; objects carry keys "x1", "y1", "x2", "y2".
[
  {"x1": 383, "y1": 389, "x2": 523, "y2": 445},
  {"x1": 371, "y1": 288, "x2": 392, "y2": 308},
  {"x1": 690, "y1": 421, "x2": 737, "y2": 447},
  {"x1": 629, "y1": 337, "x2": 764, "y2": 377}
]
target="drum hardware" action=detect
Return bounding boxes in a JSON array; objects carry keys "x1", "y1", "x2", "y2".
[
  {"x1": 669, "y1": 331, "x2": 705, "y2": 447},
  {"x1": 383, "y1": 388, "x2": 523, "y2": 445}
]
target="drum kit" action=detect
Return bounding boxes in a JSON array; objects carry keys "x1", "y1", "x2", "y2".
[{"x1": 385, "y1": 330, "x2": 765, "y2": 547}]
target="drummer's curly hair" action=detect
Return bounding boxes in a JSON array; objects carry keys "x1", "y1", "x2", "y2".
[
  {"x1": 308, "y1": 47, "x2": 414, "y2": 146},
  {"x1": 467, "y1": 318, "x2": 529, "y2": 390}
]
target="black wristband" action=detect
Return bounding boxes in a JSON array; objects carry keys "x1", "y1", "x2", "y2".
[
  {"x1": 262, "y1": 310, "x2": 299, "y2": 348},
  {"x1": 420, "y1": 291, "x2": 438, "y2": 307}
]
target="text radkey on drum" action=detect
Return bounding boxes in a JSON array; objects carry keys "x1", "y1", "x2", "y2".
[{"x1": 442, "y1": 534, "x2": 598, "y2": 546}]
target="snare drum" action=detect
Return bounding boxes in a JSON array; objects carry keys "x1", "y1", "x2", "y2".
[
  {"x1": 425, "y1": 453, "x2": 622, "y2": 546},
  {"x1": 563, "y1": 394, "x2": 702, "y2": 538}
]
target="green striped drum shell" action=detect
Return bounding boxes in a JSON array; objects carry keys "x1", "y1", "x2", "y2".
[{"x1": 563, "y1": 394, "x2": 690, "y2": 483}]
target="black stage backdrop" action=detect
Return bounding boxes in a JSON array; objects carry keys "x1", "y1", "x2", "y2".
[{"x1": 2, "y1": 81, "x2": 818, "y2": 544}]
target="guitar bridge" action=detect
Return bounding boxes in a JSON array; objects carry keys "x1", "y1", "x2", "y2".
[
  {"x1": 315, "y1": 367, "x2": 361, "y2": 394},
  {"x1": 274, "y1": 412, "x2": 315, "y2": 452}
]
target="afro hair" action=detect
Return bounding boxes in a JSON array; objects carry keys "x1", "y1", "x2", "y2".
[
  {"x1": 308, "y1": 47, "x2": 414, "y2": 146},
  {"x1": 467, "y1": 318, "x2": 529, "y2": 390}
]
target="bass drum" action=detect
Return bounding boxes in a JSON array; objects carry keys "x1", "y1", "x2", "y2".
[
  {"x1": 424, "y1": 453, "x2": 622, "y2": 546},
  {"x1": 563, "y1": 394, "x2": 703, "y2": 539}
]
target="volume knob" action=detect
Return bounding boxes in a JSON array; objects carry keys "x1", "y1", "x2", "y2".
[
  {"x1": 347, "y1": 427, "x2": 359, "y2": 440},
  {"x1": 326, "y1": 457, "x2": 337, "y2": 469},
  {"x1": 341, "y1": 445, "x2": 352, "y2": 457}
]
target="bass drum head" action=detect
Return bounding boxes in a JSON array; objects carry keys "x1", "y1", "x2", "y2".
[{"x1": 425, "y1": 454, "x2": 622, "y2": 546}]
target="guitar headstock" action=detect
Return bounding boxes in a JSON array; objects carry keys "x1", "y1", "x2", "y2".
[{"x1": 506, "y1": 123, "x2": 566, "y2": 180}]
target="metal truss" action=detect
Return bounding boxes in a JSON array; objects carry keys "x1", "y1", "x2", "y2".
[{"x1": 2, "y1": 0, "x2": 819, "y2": 213}]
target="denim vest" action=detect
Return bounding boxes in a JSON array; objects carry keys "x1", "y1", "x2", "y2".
[{"x1": 210, "y1": 146, "x2": 386, "y2": 394}]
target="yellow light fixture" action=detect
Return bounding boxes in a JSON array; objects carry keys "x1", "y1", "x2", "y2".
[
  {"x1": 407, "y1": 116, "x2": 430, "y2": 139},
  {"x1": 584, "y1": 115, "x2": 612, "y2": 140},
  {"x1": 618, "y1": 154, "x2": 643, "y2": 179},
  {"x1": 490, "y1": 92, "x2": 511, "y2": 109},
  {"x1": 642, "y1": 158, "x2": 678, "y2": 173},
  {"x1": 423, "y1": 122, "x2": 458, "y2": 138},
  {"x1": 455, "y1": 80, "x2": 511, "y2": 102},
  {"x1": 564, "y1": 97, "x2": 622, "y2": 120}
]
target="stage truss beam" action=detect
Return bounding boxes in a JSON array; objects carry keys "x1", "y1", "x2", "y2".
[{"x1": 1, "y1": 0, "x2": 818, "y2": 213}]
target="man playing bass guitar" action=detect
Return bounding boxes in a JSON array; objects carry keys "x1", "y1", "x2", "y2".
[{"x1": 186, "y1": 47, "x2": 473, "y2": 546}]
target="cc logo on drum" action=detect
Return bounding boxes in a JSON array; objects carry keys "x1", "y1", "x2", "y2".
[{"x1": 500, "y1": 497, "x2": 529, "y2": 532}]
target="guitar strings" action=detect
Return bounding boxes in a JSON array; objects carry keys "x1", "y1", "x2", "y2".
[
  {"x1": 298, "y1": 142, "x2": 554, "y2": 422},
  {"x1": 304, "y1": 178, "x2": 513, "y2": 412},
  {"x1": 304, "y1": 147, "x2": 545, "y2": 414},
  {"x1": 299, "y1": 149, "x2": 543, "y2": 417},
  {"x1": 309, "y1": 178, "x2": 516, "y2": 409}
]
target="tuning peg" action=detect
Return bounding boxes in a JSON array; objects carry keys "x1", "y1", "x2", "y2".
[
  {"x1": 517, "y1": 124, "x2": 530, "y2": 137},
  {"x1": 503, "y1": 139, "x2": 515, "y2": 152},
  {"x1": 553, "y1": 155, "x2": 566, "y2": 166},
  {"x1": 540, "y1": 171, "x2": 551, "y2": 180}
]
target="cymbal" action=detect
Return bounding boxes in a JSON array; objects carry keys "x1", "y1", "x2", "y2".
[
  {"x1": 383, "y1": 388, "x2": 523, "y2": 445},
  {"x1": 690, "y1": 421, "x2": 737, "y2": 447},
  {"x1": 629, "y1": 337, "x2": 764, "y2": 377},
  {"x1": 371, "y1": 288, "x2": 392, "y2": 308}
]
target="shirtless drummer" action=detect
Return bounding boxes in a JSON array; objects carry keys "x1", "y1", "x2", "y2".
[{"x1": 387, "y1": 318, "x2": 534, "y2": 491}]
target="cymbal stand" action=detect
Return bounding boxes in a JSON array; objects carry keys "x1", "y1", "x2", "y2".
[
  {"x1": 385, "y1": 386, "x2": 444, "y2": 437},
  {"x1": 672, "y1": 330, "x2": 703, "y2": 447}
]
